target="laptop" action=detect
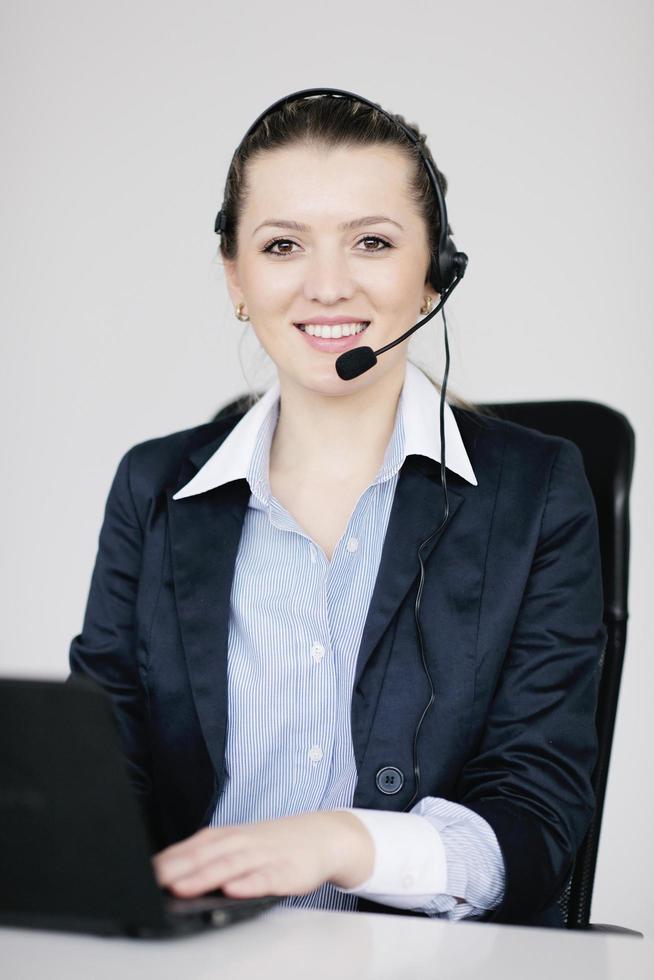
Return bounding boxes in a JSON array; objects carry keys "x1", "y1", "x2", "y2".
[{"x1": 0, "y1": 676, "x2": 280, "y2": 937}]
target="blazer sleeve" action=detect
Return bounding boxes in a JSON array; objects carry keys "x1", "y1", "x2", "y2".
[
  {"x1": 68, "y1": 448, "x2": 155, "y2": 834},
  {"x1": 459, "y1": 437, "x2": 608, "y2": 923}
]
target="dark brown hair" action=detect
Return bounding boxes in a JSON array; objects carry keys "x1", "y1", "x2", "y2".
[{"x1": 218, "y1": 94, "x2": 495, "y2": 418}]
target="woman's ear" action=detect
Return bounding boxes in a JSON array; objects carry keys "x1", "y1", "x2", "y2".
[
  {"x1": 423, "y1": 284, "x2": 440, "y2": 309},
  {"x1": 423, "y1": 263, "x2": 440, "y2": 305},
  {"x1": 222, "y1": 257, "x2": 245, "y2": 310}
]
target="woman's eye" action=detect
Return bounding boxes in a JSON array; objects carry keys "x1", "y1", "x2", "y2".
[
  {"x1": 357, "y1": 235, "x2": 392, "y2": 252},
  {"x1": 262, "y1": 238, "x2": 298, "y2": 256},
  {"x1": 261, "y1": 235, "x2": 393, "y2": 257}
]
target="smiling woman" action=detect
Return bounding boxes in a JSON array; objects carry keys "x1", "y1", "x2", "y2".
[{"x1": 69, "y1": 90, "x2": 606, "y2": 932}]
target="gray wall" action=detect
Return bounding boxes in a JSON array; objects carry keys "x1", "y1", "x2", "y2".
[{"x1": 1, "y1": 0, "x2": 650, "y2": 934}]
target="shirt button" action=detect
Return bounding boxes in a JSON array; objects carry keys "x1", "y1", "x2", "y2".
[
  {"x1": 311, "y1": 642, "x2": 325, "y2": 662},
  {"x1": 308, "y1": 745, "x2": 323, "y2": 764},
  {"x1": 346, "y1": 537, "x2": 359, "y2": 552},
  {"x1": 402, "y1": 872, "x2": 416, "y2": 889}
]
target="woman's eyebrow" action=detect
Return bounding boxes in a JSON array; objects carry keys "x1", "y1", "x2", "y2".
[{"x1": 252, "y1": 215, "x2": 404, "y2": 236}]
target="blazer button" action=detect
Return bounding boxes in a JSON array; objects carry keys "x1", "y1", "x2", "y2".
[{"x1": 375, "y1": 766, "x2": 404, "y2": 795}]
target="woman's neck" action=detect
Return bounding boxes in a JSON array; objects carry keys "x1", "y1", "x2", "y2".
[{"x1": 269, "y1": 363, "x2": 406, "y2": 484}]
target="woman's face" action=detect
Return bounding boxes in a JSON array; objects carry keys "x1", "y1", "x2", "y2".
[{"x1": 223, "y1": 141, "x2": 439, "y2": 398}]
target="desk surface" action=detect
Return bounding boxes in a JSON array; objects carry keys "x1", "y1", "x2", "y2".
[{"x1": 0, "y1": 907, "x2": 650, "y2": 980}]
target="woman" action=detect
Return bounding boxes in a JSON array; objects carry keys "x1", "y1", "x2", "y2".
[{"x1": 69, "y1": 92, "x2": 607, "y2": 928}]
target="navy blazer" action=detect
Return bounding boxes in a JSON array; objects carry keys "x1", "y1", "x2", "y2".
[{"x1": 68, "y1": 404, "x2": 607, "y2": 928}]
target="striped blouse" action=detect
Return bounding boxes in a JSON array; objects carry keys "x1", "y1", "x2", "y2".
[{"x1": 173, "y1": 360, "x2": 505, "y2": 919}]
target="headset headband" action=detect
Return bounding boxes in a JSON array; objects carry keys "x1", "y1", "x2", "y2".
[{"x1": 213, "y1": 87, "x2": 468, "y2": 291}]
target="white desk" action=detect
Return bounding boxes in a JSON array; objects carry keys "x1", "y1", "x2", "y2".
[{"x1": 0, "y1": 907, "x2": 650, "y2": 980}]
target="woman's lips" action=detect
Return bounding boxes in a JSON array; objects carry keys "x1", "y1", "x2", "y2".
[{"x1": 294, "y1": 322, "x2": 370, "y2": 353}]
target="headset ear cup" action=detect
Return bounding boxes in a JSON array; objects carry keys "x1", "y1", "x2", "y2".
[
  {"x1": 438, "y1": 242, "x2": 469, "y2": 291},
  {"x1": 452, "y1": 250, "x2": 468, "y2": 281},
  {"x1": 438, "y1": 242, "x2": 456, "y2": 291}
]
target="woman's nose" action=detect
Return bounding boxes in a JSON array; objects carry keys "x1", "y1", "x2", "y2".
[{"x1": 301, "y1": 248, "x2": 356, "y2": 305}]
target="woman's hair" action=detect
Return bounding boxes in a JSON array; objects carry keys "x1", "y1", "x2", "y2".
[{"x1": 218, "y1": 94, "x2": 496, "y2": 419}]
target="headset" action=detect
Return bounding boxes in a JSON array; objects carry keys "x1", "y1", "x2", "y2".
[{"x1": 214, "y1": 87, "x2": 469, "y2": 813}]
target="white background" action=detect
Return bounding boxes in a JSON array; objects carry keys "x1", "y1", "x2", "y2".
[{"x1": 1, "y1": 0, "x2": 651, "y2": 935}]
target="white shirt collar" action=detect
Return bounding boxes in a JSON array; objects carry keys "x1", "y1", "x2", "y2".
[{"x1": 173, "y1": 360, "x2": 477, "y2": 500}]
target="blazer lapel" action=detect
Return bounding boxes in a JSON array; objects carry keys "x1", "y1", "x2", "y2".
[
  {"x1": 353, "y1": 457, "x2": 467, "y2": 692},
  {"x1": 350, "y1": 412, "x2": 504, "y2": 776},
  {"x1": 166, "y1": 428, "x2": 250, "y2": 783}
]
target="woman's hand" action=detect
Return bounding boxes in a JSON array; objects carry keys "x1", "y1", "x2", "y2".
[{"x1": 152, "y1": 810, "x2": 375, "y2": 899}]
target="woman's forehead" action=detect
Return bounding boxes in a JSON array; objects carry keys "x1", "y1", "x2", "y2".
[{"x1": 243, "y1": 143, "x2": 415, "y2": 219}]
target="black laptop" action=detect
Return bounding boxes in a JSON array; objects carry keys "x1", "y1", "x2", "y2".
[{"x1": 0, "y1": 676, "x2": 279, "y2": 937}]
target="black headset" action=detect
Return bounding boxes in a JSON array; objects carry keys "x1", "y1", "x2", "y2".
[{"x1": 214, "y1": 87, "x2": 469, "y2": 813}]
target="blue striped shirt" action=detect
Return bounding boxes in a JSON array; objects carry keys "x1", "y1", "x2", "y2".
[{"x1": 173, "y1": 360, "x2": 505, "y2": 918}]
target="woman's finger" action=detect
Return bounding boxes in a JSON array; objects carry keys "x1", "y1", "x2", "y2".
[
  {"x1": 163, "y1": 841, "x2": 315, "y2": 898},
  {"x1": 221, "y1": 867, "x2": 276, "y2": 898},
  {"x1": 153, "y1": 830, "x2": 256, "y2": 886}
]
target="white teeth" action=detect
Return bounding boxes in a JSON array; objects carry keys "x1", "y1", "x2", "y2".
[{"x1": 302, "y1": 322, "x2": 369, "y2": 338}]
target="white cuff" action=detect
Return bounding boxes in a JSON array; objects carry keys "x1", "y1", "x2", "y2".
[{"x1": 332, "y1": 807, "x2": 447, "y2": 909}]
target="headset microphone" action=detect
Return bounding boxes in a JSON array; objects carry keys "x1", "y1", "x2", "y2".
[
  {"x1": 214, "y1": 87, "x2": 468, "y2": 814},
  {"x1": 334, "y1": 273, "x2": 464, "y2": 381}
]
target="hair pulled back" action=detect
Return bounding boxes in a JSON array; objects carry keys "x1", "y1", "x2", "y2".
[{"x1": 217, "y1": 94, "x2": 451, "y2": 292}]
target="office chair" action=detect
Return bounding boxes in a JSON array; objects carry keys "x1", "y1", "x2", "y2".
[
  {"x1": 476, "y1": 399, "x2": 636, "y2": 933},
  {"x1": 211, "y1": 394, "x2": 637, "y2": 933}
]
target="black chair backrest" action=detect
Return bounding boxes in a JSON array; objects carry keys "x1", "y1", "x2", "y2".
[
  {"x1": 212, "y1": 394, "x2": 636, "y2": 929},
  {"x1": 476, "y1": 400, "x2": 635, "y2": 928}
]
